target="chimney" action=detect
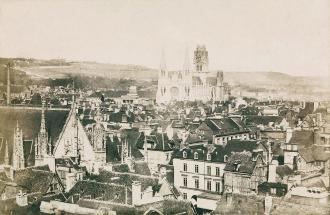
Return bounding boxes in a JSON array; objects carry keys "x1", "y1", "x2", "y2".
[
  {"x1": 286, "y1": 128, "x2": 293, "y2": 143},
  {"x1": 316, "y1": 113, "x2": 322, "y2": 126},
  {"x1": 268, "y1": 160, "x2": 278, "y2": 183},
  {"x1": 6, "y1": 63, "x2": 11, "y2": 106},
  {"x1": 132, "y1": 181, "x2": 142, "y2": 206}
]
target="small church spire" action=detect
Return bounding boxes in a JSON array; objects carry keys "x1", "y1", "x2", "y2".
[
  {"x1": 160, "y1": 48, "x2": 167, "y2": 72},
  {"x1": 40, "y1": 100, "x2": 46, "y2": 134},
  {"x1": 183, "y1": 47, "x2": 190, "y2": 73}
]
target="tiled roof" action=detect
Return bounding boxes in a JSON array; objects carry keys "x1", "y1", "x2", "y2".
[
  {"x1": 13, "y1": 166, "x2": 55, "y2": 194},
  {"x1": 67, "y1": 180, "x2": 129, "y2": 204},
  {"x1": 244, "y1": 115, "x2": 283, "y2": 126},
  {"x1": 276, "y1": 165, "x2": 294, "y2": 178},
  {"x1": 289, "y1": 130, "x2": 314, "y2": 147},
  {"x1": 134, "y1": 161, "x2": 151, "y2": 176},
  {"x1": 298, "y1": 145, "x2": 330, "y2": 162}
]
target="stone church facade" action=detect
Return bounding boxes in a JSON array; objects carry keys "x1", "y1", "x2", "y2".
[{"x1": 156, "y1": 45, "x2": 230, "y2": 104}]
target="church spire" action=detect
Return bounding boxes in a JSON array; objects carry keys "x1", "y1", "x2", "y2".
[
  {"x1": 13, "y1": 121, "x2": 24, "y2": 169},
  {"x1": 160, "y1": 48, "x2": 167, "y2": 72},
  {"x1": 40, "y1": 100, "x2": 46, "y2": 134},
  {"x1": 183, "y1": 47, "x2": 190, "y2": 74}
]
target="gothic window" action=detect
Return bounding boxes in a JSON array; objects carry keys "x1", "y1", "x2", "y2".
[
  {"x1": 224, "y1": 155, "x2": 228, "y2": 162},
  {"x1": 183, "y1": 151, "x2": 187, "y2": 158},
  {"x1": 207, "y1": 153, "x2": 211, "y2": 161}
]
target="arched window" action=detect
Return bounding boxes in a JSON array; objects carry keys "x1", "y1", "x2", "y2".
[
  {"x1": 224, "y1": 155, "x2": 228, "y2": 162},
  {"x1": 207, "y1": 153, "x2": 211, "y2": 161},
  {"x1": 183, "y1": 151, "x2": 187, "y2": 158},
  {"x1": 194, "y1": 152, "x2": 198, "y2": 160}
]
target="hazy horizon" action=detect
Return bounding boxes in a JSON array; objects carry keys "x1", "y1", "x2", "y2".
[{"x1": 0, "y1": 0, "x2": 329, "y2": 77}]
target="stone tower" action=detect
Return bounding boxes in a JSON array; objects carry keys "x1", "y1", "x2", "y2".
[
  {"x1": 183, "y1": 48, "x2": 192, "y2": 100},
  {"x1": 13, "y1": 121, "x2": 25, "y2": 169},
  {"x1": 215, "y1": 71, "x2": 225, "y2": 102},
  {"x1": 193, "y1": 45, "x2": 209, "y2": 72},
  {"x1": 156, "y1": 49, "x2": 168, "y2": 104},
  {"x1": 35, "y1": 100, "x2": 50, "y2": 166}
]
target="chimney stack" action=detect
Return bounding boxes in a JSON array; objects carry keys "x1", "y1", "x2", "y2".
[{"x1": 6, "y1": 63, "x2": 11, "y2": 106}]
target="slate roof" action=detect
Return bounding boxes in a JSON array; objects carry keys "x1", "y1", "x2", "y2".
[
  {"x1": 224, "y1": 151, "x2": 257, "y2": 175},
  {"x1": 173, "y1": 140, "x2": 266, "y2": 163},
  {"x1": 244, "y1": 115, "x2": 283, "y2": 126},
  {"x1": 202, "y1": 117, "x2": 248, "y2": 136},
  {"x1": 136, "y1": 132, "x2": 174, "y2": 152},
  {"x1": 0, "y1": 108, "x2": 69, "y2": 165}
]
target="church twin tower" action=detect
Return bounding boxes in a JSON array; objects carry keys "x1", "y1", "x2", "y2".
[{"x1": 156, "y1": 45, "x2": 230, "y2": 104}]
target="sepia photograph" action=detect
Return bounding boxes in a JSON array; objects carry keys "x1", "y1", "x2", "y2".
[{"x1": 0, "y1": 0, "x2": 329, "y2": 214}]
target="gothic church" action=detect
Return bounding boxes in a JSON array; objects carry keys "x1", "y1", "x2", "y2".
[{"x1": 156, "y1": 45, "x2": 230, "y2": 104}]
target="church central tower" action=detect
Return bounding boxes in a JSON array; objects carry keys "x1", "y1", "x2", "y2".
[{"x1": 193, "y1": 45, "x2": 209, "y2": 72}]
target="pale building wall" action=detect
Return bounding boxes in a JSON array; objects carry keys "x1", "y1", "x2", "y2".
[{"x1": 173, "y1": 158, "x2": 225, "y2": 200}]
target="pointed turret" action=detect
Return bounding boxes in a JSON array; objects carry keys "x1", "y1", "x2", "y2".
[
  {"x1": 183, "y1": 47, "x2": 190, "y2": 74},
  {"x1": 160, "y1": 48, "x2": 167, "y2": 73},
  {"x1": 144, "y1": 134, "x2": 148, "y2": 162},
  {"x1": 13, "y1": 121, "x2": 24, "y2": 169}
]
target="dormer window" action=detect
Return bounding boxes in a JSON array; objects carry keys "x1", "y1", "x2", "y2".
[
  {"x1": 207, "y1": 153, "x2": 211, "y2": 161},
  {"x1": 194, "y1": 152, "x2": 198, "y2": 160},
  {"x1": 224, "y1": 155, "x2": 228, "y2": 162},
  {"x1": 183, "y1": 151, "x2": 187, "y2": 158}
]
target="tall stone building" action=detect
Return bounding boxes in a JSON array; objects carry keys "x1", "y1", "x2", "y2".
[{"x1": 156, "y1": 45, "x2": 230, "y2": 104}]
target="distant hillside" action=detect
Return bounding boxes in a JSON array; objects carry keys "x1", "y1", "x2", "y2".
[{"x1": 0, "y1": 57, "x2": 328, "y2": 92}]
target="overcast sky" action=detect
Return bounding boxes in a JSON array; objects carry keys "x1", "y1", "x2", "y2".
[{"x1": 0, "y1": 0, "x2": 329, "y2": 76}]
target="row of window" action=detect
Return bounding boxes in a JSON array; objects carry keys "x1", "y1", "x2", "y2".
[
  {"x1": 183, "y1": 177, "x2": 221, "y2": 192},
  {"x1": 183, "y1": 163, "x2": 221, "y2": 176},
  {"x1": 182, "y1": 152, "x2": 229, "y2": 162}
]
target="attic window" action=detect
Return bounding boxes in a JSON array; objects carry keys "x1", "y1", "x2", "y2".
[
  {"x1": 194, "y1": 152, "x2": 198, "y2": 160},
  {"x1": 183, "y1": 151, "x2": 187, "y2": 158},
  {"x1": 207, "y1": 153, "x2": 211, "y2": 161},
  {"x1": 224, "y1": 155, "x2": 228, "y2": 162}
]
